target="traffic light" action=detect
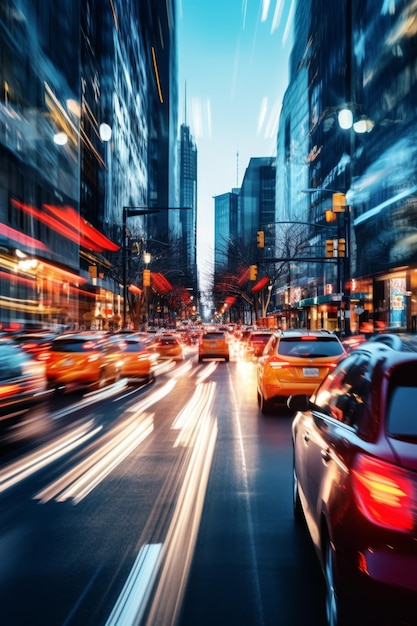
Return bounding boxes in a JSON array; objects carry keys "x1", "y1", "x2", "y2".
[
  {"x1": 326, "y1": 239, "x2": 336, "y2": 258},
  {"x1": 325, "y1": 209, "x2": 337, "y2": 223},
  {"x1": 338, "y1": 238, "x2": 346, "y2": 257},
  {"x1": 249, "y1": 265, "x2": 258, "y2": 280},
  {"x1": 143, "y1": 269, "x2": 151, "y2": 287},
  {"x1": 332, "y1": 192, "x2": 346, "y2": 213},
  {"x1": 257, "y1": 230, "x2": 265, "y2": 248}
]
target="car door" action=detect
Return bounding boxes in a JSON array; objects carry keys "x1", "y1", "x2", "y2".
[{"x1": 303, "y1": 353, "x2": 373, "y2": 541}]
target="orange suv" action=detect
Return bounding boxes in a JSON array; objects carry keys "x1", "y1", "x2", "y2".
[
  {"x1": 45, "y1": 332, "x2": 123, "y2": 392},
  {"x1": 257, "y1": 329, "x2": 346, "y2": 413},
  {"x1": 198, "y1": 330, "x2": 229, "y2": 362}
]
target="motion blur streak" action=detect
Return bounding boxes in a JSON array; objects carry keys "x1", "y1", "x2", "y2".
[
  {"x1": 34, "y1": 414, "x2": 154, "y2": 504},
  {"x1": 105, "y1": 543, "x2": 163, "y2": 626},
  {"x1": 195, "y1": 360, "x2": 218, "y2": 383},
  {"x1": 172, "y1": 382, "x2": 216, "y2": 448},
  {"x1": 229, "y1": 368, "x2": 266, "y2": 626},
  {"x1": 0, "y1": 421, "x2": 101, "y2": 494},
  {"x1": 143, "y1": 400, "x2": 218, "y2": 625},
  {"x1": 168, "y1": 359, "x2": 193, "y2": 379},
  {"x1": 114, "y1": 378, "x2": 177, "y2": 411}
]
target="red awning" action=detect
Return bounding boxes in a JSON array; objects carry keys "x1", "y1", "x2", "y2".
[
  {"x1": 151, "y1": 272, "x2": 173, "y2": 295},
  {"x1": 251, "y1": 276, "x2": 269, "y2": 292}
]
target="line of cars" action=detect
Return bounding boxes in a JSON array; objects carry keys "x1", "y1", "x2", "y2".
[
  {"x1": 251, "y1": 328, "x2": 417, "y2": 625},
  {"x1": 0, "y1": 329, "x2": 188, "y2": 422}
]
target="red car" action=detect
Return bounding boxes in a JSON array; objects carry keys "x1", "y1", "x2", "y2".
[{"x1": 289, "y1": 334, "x2": 417, "y2": 626}]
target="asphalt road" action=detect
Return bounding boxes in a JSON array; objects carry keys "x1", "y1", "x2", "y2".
[{"x1": 1, "y1": 344, "x2": 329, "y2": 626}]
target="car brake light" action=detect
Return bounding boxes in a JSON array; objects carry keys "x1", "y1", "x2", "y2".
[
  {"x1": 352, "y1": 455, "x2": 417, "y2": 531},
  {"x1": 269, "y1": 356, "x2": 291, "y2": 369},
  {"x1": 0, "y1": 383, "x2": 21, "y2": 398}
]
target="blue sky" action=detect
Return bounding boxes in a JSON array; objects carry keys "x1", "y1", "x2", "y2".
[{"x1": 177, "y1": 0, "x2": 295, "y2": 280}]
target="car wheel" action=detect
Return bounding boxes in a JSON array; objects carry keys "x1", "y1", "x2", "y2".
[
  {"x1": 292, "y1": 456, "x2": 303, "y2": 522},
  {"x1": 225, "y1": 355, "x2": 229, "y2": 362},
  {"x1": 93, "y1": 369, "x2": 106, "y2": 391},
  {"x1": 257, "y1": 390, "x2": 261, "y2": 408},
  {"x1": 198, "y1": 356, "x2": 203, "y2": 363},
  {"x1": 324, "y1": 537, "x2": 339, "y2": 626},
  {"x1": 260, "y1": 392, "x2": 273, "y2": 415}
]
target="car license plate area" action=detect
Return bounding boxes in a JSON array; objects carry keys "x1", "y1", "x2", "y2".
[
  {"x1": 210, "y1": 342, "x2": 217, "y2": 347},
  {"x1": 303, "y1": 367, "x2": 319, "y2": 377}
]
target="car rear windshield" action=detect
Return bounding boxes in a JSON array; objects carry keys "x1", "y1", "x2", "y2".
[
  {"x1": 51, "y1": 338, "x2": 99, "y2": 352},
  {"x1": 203, "y1": 333, "x2": 225, "y2": 340},
  {"x1": 278, "y1": 337, "x2": 344, "y2": 357},
  {"x1": 250, "y1": 334, "x2": 271, "y2": 343},
  {"x1": 158, "y1": 337, "x2": 178, "y2": 345}
]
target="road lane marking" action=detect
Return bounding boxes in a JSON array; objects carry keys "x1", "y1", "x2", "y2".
[{"x1": 105, "y1": 543, "x2": 163, "y2": 626}]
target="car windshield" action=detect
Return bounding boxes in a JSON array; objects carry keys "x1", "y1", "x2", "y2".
[{"x1": 278, "y1": 337, "x2": 344, "y2": 357}]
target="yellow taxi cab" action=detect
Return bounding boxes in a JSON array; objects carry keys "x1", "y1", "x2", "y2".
[
  {"x1": 45, "y1": 332, "x2": 123, "y2": 392},
  {"x1": 257, "y1": 329, "x2": 346, "y2": 414},
  {"x1": 153, "y1": 334, "x2": 184, "y2": 361},
  {"x1": 198, "y1": 330, "x2": 229, "y2": 362},
  {"x1": 116, "y1": 334, "x2": 159, "y2": 382}
]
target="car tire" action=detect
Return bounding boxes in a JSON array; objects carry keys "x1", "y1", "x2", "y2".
[
  {"x1": 259, "y1": 392, "x2": 273, "y2": 415},
  {"x1": 324, "y1": 535, "x2": 339, "y2": 626},
  {"x1": 93, "y1": 369, "x2": 106, "y2": 391},
  {"x1": 198, "y1": 356, "x2": 203, "y2": 363},
  {"x1": 225, "y1": 355, "x2": 229, "y2": 362},
  {"x1": 292, "y1": 456, "x2": 303, "y2": 522}
]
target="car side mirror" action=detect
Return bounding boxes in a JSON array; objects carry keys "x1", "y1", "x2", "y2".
[{"x1": 287, "y1": 394, "x2": 311, "y2": 412}]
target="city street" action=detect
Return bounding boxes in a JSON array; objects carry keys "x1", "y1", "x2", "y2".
[{"x1": 1, "y1": 345, "x2": 326, "y2": 626}]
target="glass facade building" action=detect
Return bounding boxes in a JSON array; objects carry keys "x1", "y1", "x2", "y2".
[
  {"x1": 0, "y1": 0, "x2": 178, "y2": 330},
  {"x1": 276, "y1": 0, "x2": 417, "y2": 333}
]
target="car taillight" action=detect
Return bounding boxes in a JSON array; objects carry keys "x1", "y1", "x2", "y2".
[
  {"x1": 269, "y1": 356, "x2": 291, "y2": 369},
  {"x1": 352, "y1": 455, "x2": 417, "y2": 532},
  {"x1": 0, "y1": 383, "x2": 20, "y2": 398}
]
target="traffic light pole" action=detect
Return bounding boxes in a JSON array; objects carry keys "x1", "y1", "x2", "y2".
[{"x1": 122, "y1": 206, "x2": 191, "y2": 328}]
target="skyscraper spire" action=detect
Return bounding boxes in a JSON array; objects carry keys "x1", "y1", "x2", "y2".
[{"x1": 184, "y1": 80, "x2": 187, "y2": 125}]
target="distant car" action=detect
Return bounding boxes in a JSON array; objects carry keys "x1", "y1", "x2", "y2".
[
  {"x1": 289, "y1": 334, "x2": 417, "y2": 626},
  {"x1": 13, "y1": 331, "x2": 57, "y2": 361},
  {"x1": 154, "y1": 334, "x2": 184, "y2": 361},
  {"x1": 256, "y1": 329, "x2": 346, "y2": 414},
  {"x1": 0, "y1": 337, "x2": 46, "y2": 419},
  {"x1": 116, "y1": 335, "x2": 159, "y2": 382},
  {"x1": 45, "y1": 332, "x2": 123, "y2": 392},
  {"x1": 243, "y1": 330, "x2": 272, "y2": 359},
  {"x1": 198, "y1": 330, "x2": 229, "y2": 362}
]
